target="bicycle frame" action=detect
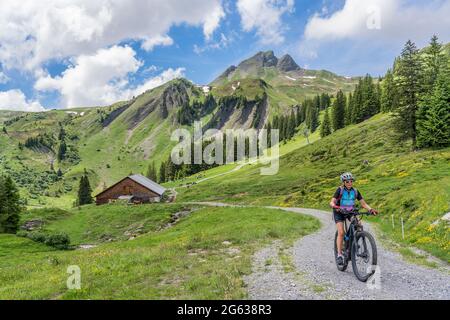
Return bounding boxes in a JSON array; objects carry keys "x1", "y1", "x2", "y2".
[{"x1": 342, "y1": 212, "x2": 365, "y2": 260}]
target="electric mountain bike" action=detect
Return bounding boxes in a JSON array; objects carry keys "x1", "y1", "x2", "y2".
[{"x1": 334, "y1": 208, "x2": 378, "y2": 282}]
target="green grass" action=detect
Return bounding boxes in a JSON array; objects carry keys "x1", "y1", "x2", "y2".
[
  {"x1": 176, "y1": 114, "x2": 450, "y2": 261},
  {"x1": 0, "y1": 205, "x2": 319, "y2": 299},
  {"x1": 21, "y1": 203, "x2": 189, "y2": 245}
]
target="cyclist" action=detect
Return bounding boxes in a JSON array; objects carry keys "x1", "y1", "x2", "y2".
[{"x1": 330, "y1": 172, "x2": 378, "y2": 265}]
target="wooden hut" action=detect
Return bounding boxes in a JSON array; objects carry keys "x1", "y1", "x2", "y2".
[{"x1": 95, "y1": 174, "x2": 166, "y2": 205}]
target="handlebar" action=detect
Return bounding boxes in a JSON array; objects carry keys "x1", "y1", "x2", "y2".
[{"x1": 335, "y1": 208, "x2": 374, "y2": 216}]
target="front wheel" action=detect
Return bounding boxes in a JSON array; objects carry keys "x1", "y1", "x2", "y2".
[{"x1": 351, "y1": 231, "x2": 377, "y2": 282}]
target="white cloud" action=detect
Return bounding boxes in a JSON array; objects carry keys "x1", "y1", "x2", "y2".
[
  {"x1": 141, "y1": 35, "x2": 174, "y2": 51},
  {"x1": 0, "y1": 71, "x2": 9, "y2": 84},
  {"x1": 35, "y1": 45, "x2": 143, "y2": 108},
  {"x1": 0, "y1": 90, "x2": 45, "y2": 112},
  {"x1": 304, "y1": 0, "x2": 450, "y2": 43},
  {"x1": 132, "y1": 67, "x2": 186, "y2": 97},
  {"x1": 237, "y1": 0, "x2": 294, "y2": 45},
  {"x1": 35, "y1": 45, "x2": 186, "y2": 108},
  {"x1": 0, "y1": 0, "x2": 225, "y2": 70}
]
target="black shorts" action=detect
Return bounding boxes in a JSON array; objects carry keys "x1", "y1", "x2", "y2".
[{"x1": 333, "y1": 209, "x2": 347, "y2": 223}]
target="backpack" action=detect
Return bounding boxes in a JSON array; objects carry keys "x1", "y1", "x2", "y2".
[{"x1": 336, "y1": 186, "x2": 358, "y2": 206}]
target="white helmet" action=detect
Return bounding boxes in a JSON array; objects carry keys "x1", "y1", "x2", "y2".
[{"x1": 340, "y1": 172, "x2": 354, "y2": 183}]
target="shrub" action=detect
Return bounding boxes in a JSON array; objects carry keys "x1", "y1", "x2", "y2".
[
  {"x1": 24, "y1": 231, "x2": 71, "y2": 250},
  {"x1": 28, "y1": 232, "x2": 47, "y2": 243},
  {"x1": 16, "y1": 230, "x2": 28, "y2": 238},
  {"x1": 44, "y1": 233, "x2": 70, "y2": 250}
]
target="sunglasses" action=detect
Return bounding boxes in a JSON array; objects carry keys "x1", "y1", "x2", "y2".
[{"x1": 344, "y1": 180, "x2": 353, "y2": 183}]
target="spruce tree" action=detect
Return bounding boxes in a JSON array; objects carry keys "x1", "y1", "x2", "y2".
[
  {"x1": 321, "y1": 108, "x2": 332, "y2": 138},
  {"x1": 345, "y1": 92, "x2": 353, "y2": 125},
  {"x1": 288, "y1": 110, "x2": 297, "y2": 139},
  {"x1": 57, "y1": 140, "x2": 67, "y2": 162},
  {"x1": 146, "y1": 162, "x2": 158, "y2": 181},
  {"x1": 417, "y1": 67, "x2": 450, "y2": 148},
  {"x1": 394, "y1": 40, "x2": 423, "y2": 149},
  {"x1": 77, "y1": 172, "x2": 93, "y2": 206},
  {"x1": 0, "y1": 176, "x2": 21, "y2": 234},
  {"x1": 159, "y1": 161, "x2": 166, "y2": 183},
  {"x1": 332, "y1": 90, "x2": 346, "y2": 131},
  {"x1": 381, "y1": 69, "x2": 397, "y2": 112},
  {"x1": 422, "y1": 35, "x2": 444, "y2": 94}
]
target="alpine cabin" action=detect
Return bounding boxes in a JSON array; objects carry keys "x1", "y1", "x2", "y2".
[{"x1": 95, "y1": 174, "x2": 166, "y2": 205}]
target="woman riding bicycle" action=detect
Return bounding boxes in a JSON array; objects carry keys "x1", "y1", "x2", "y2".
[{"x1": 330, "y1": 172, "x2": 378, "y2": 266}]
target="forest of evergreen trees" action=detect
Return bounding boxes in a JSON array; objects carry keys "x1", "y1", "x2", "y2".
[{"x1": 321, "y1": 35, "x2": 449, "y2": 150}]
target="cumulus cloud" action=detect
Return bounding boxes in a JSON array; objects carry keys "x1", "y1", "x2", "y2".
[
  {"x1": 303, "y1": 0, "x2": 450, "y2": 43},
  {"x1": 141, "y1": 35, "x2": 174, "y2": 51},
  {"x1": 35, "y1": 45, "x2": 185, "y2": 108},
  {"x1": 0, "y1": 90, "x2": 45, "y2": 112},
  {"x1": 237, "y1": 0, "x2": 294, "y2": 45},
  {"x1": 0, "y1": 0, "x2": 225, "y2": 70},
  {"x1": 35, "y1": 45, "x2": 142, "y2": 108}
]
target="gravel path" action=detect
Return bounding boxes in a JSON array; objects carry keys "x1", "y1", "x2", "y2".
[{"x1": 189, "y1": 202, "x2": 450, "y2": 300}]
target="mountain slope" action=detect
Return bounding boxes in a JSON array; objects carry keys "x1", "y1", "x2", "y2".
[
  {"x1": 0, "y1": 50, "x2": 365, "y2": 207},
  {"x1": 176, "y1": 114, "x2": 450, "y2": 261},
  {"x1": 211, "y1": 50, "x2": 359, "y2": 101}
]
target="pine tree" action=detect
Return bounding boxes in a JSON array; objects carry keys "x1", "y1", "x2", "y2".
[
  {"x1": 332, "y1": 90, "x2": 346, "y2": 131},
  {"x1": 320, "y1": 93, "x2": 331, "y2": 110},
  {"x1": 422, "y1": 35, "x2": 444, "y2": 95},
  {"x1": 159, "y1": 161, "x2": 166, "y2": 183},
  {"x1": 288, "y1": 110, "x2": 297, "y2": 139},
  {"x1": 417, "y1": 67, "x2": 450, "y2": 148},
  {"x1": 381, "y1": 69, "x2": 397, "y2": 112},
  {"x1": 352, "y1": 81, "x2": 363, "y2": 123},
  {"x1": 0, "y1": 175, "x2": 21, "y2": 234},
  {"x1": 360, "y1": 74, "x2": 378, "y2": 119},
  {"x1": 394, "y1": 40, "x2": 423, "y2": 149},
  {"x1": 295, "y1": 105, "x2": 302, "y2": 125},
  {"x1": 345, "y1": 92, "x2": 353, "y2": 125},
  {"x1": 321, "y1": 108, "x2": 332, "y2": 138},
  {"x1": 306, "y1": 102, "x2": 319, "y2": 133},
  {"x1": 146, "y1": 162, "x2": 158, "y2": 181},
  {"x1": 57, "y1": 140, "x2": 67, "y2": 162},
  {"x1": 77, "y1": 171, "x2": 93, "y2": 206}
]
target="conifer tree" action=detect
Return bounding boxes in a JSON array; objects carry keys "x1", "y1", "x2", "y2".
[
  {"x1": 394, "y1": 40, "x2": 423, "y2": 149},
  {"x1": 77, "y1": 171, "x2": 93, "y2": 206},
  {"x1": 417, "y1": 67, "x2": 450, "y2": 148},
  {"x1": 0, "y1": 176, "x2": 21, "y2": 234},
  {"x1": 381, "y1": 69, "x2": 397, "y2": 112},
  {"x1": 332, "y1": 90, "x2": 346, "y2": 131},
  {"x1": 159, "y1": 161, "x2": 166, "y2": 183},
  {"x1": 345, "y1": 92, "x2": 353, "y2": 125},
  {"x1": 320, "y1": 108, "x2": 332, "y2": 138},
  {"x1": 146, "y1": 162, "x2": 158, "y2": 181}
]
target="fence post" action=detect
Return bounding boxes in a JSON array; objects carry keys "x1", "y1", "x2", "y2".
[{"x1": 401, "y1": 217, "x2": 405, "y2": 240}]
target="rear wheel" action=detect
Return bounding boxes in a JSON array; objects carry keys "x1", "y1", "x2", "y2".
[
  {"x1": 334, "y1": 231, "x2": 348, "y2": 271},
  {"x1": 351, "y1": 231, "x2": 377, "y2": 282}
]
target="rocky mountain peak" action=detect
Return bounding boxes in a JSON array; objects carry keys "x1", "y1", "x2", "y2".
[{"x1": 277, "y1": 54, "x2": 301, "y2": 72}]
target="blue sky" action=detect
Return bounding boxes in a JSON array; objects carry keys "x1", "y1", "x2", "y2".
[{"x1": 0, "y1": 0, "x2": 449, "y2": 111}]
